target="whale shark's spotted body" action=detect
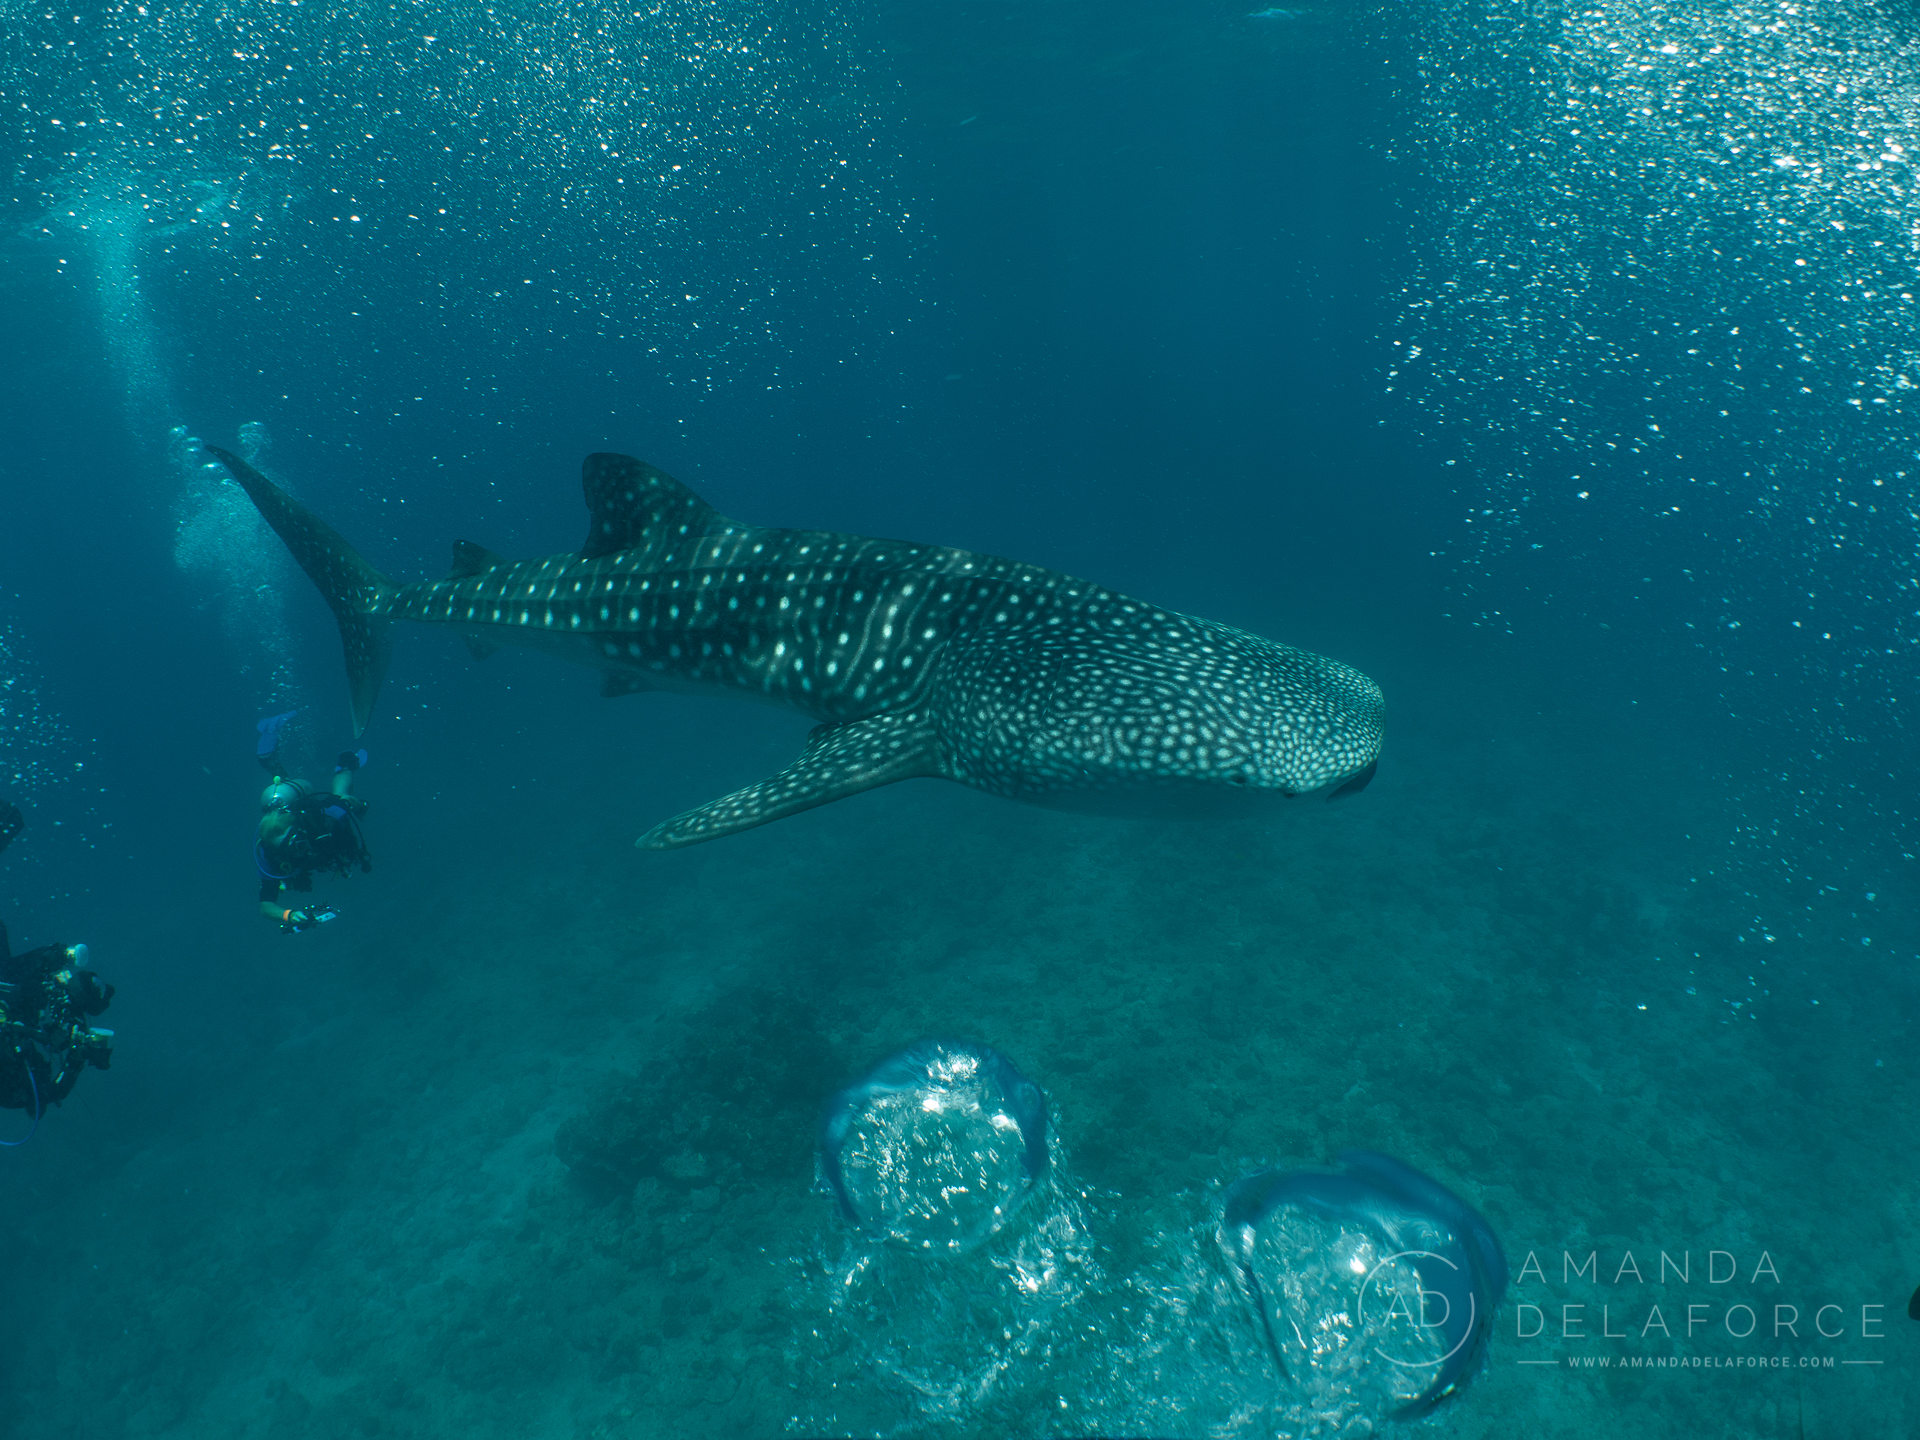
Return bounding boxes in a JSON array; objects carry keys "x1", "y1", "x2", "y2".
[{"x1": 208, "y1": 448, "x2": 1382, "y2": 848}]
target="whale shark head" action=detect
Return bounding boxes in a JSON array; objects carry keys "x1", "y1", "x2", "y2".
[
  {"x1": 936, "y1": 609, "x2": 1383, "y2": 815},
  {"x1": 1232, "y1": 648, "x2": 1383, "y2": 800}
]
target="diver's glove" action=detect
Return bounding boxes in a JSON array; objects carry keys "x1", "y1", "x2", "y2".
[
  {"x1": 279, "y1": 905, "x2": 339, "y2": 934},
  {"x1": 335, "y1": 749, "x2": 369, "y2": 773}
]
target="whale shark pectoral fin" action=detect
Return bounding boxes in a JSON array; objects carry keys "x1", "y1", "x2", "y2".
[
  {"x1": 580, "y1": 453, "x2": 728, "y2": 562},
  {"x1": 636, "y1": 710, "x2": 944, "y2": 850},
  {"x1": 1327, "y1": 757, "x2": 1377, "y2": 802}
]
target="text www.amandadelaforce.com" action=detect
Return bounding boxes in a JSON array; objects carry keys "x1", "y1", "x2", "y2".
[{"x1": 1559, "y1": 1355, "x2": 1839, "y2": 1369}]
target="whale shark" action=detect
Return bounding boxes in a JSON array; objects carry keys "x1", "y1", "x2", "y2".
[{"x1": 205, "y1": 446, "x2": 1382, "y2": 848}]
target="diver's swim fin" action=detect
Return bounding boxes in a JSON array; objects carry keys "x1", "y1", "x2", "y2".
[{"x1": 205, "y1": 446, "x2": 395, "y2": 738}]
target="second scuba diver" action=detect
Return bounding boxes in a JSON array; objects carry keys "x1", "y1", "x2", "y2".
[
  {"x1": 1, "y1": 923, "x2": 115, "y2": 1122},
  {"x1": 1, "y1": 799, "x2": 116, "y2": 1143},
  {"x1": 253, "y1": 710, "x2": 372, "y2": 933}
]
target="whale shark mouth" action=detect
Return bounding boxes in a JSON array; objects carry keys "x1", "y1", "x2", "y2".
[{"x1": 1326, "y1": 758, "x2": 1377, "y2": 802}]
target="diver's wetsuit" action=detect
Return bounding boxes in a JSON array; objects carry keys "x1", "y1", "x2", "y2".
[
  {"x1": 0, "y1": 921, "x2": 114, "y2": 1112},
  {"x1": 257, "y1": 789, "x2": 371, "y2": 911}
]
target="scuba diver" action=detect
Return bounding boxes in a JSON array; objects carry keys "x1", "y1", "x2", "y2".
[
  {"x1": 1, "y1": 925, "x2": 115, "y2": 1138},
  {"x1": 1, "y1": 799, "x2": 116, "y2": 1144},
  {"x1": 253, "y1": 709, "x2": 372, "y2": 933}
]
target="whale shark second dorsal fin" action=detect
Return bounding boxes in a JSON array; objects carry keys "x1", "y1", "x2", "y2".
[{"x1": 580, "y1": 453, "x2": 727, "y2": 563}]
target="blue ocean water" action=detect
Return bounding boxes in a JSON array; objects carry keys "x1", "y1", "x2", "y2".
[{"x1": 1, "y1": 0, "x2": 1915, "y2": 1435}]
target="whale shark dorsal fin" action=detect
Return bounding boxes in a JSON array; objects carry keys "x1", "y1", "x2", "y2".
[
  {"x1": 447, "y1": 538, "x2": 504, "y2": 579},
  {"x1": 636, "y1": 711, "x2": 946, "y2": 849},
  {"x1": 580, "y1": 453, "x2": 727, "y2": 563}
]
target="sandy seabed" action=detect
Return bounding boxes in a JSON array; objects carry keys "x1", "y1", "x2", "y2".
[{"x1": 2, "y1": 651, "x2": 1913, "y2": 1440}]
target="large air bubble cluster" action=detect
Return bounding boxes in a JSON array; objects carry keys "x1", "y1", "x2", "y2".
[
  {"x1": 1361, "y1": 0, "x2": 1920, "y2": 897},
  {"x1": 796, "y1": 1045, "x2": 1509, "y2": 1435},
  {"x1": 0, "y1": 624, "x2": 78, "y2": 800},
  {"x1": 1374, "y1": 0, "x2": 1920, "y2": 559},
  {"x1": 0, "y1": 621, "x2": 98, "y2": 878},
  {"x1": 796, "y1": 1040, "x2": 1101, "y2": 1433},
  {"x1": 1223, "y1": 1150, "x2": 1508, "y2": 1425},
  {"x1": 821, "y1": 1038, "x2": 1051, "y2": 1254},
  {"x1": 25, "y1": 170, "x2": 304, "y2": 709},
  {"x1": 3, "y1": 0, "x2": 908, "y2": 431}
]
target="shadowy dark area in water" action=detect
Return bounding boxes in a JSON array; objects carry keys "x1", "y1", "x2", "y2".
[
  {"x1": 1, "y1": 1, "x2": 1915, "y2": 1437},
  {"x1": 557, "y1": 988, "x2": 843, "y2": 1204}
]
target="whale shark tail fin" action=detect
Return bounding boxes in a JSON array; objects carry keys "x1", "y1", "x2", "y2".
[{"x1": 204, "y1": 445, "x2": 395, "y2": 738}]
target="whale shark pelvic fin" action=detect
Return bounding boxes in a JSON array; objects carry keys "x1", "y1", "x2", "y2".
[
  {"x1": 636, "y1": 710, "x2": 946, "y2": 849},
  {"x1": 448, "y1": 542, "x2": 505, "y2": 662},
  {"x1": 205, "y1": 445, "x2": 394, "y2": 738},
  {"x1": 446, "y1": 538, "x2": 503, "y2": 579},
  {"x1": 600, "y1": 671, "x2": 651, "y2": 698}
]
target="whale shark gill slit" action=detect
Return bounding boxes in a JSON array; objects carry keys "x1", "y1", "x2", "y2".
[{"x1": 204, "y1": 445, "x2": 1384, "y2": 848}]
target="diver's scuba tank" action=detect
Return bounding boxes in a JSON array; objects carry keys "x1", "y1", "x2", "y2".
[{"x1": 260, "y1": 776, "x2": 314, "y2": 812}]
